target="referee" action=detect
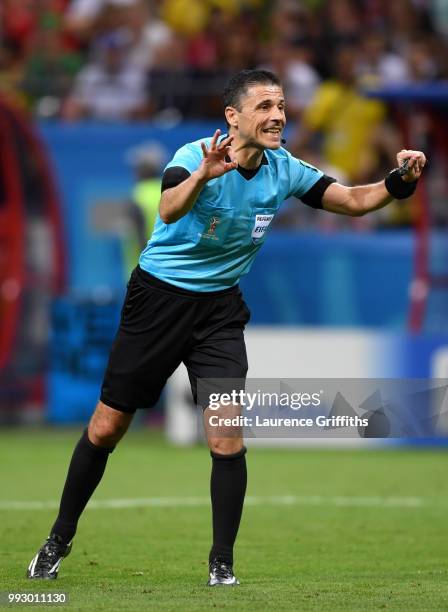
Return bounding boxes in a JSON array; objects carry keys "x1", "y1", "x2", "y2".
[{"x1": 27, "y1": 69, "x2": 426, "y2": 585}]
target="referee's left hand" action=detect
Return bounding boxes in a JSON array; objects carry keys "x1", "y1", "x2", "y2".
[{"x1": 397, "y1": 149, "x2": 427, "y2": 182}]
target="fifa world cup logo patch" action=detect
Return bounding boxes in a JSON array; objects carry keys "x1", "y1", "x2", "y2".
[
  {"x1": 199, "y1": 216, "x2": 221, "y2": 241},
  {"x1": 207, "y1": 217, "x2": 220, "y2": 236}
]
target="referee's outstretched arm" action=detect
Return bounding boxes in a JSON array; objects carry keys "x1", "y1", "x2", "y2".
[{"x1": 322, "y1": 149, "x2": 426, "y2": 216}]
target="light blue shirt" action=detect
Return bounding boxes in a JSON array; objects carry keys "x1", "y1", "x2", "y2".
[{"x1": 139, "y1": 137, "x2": 323, "y2": 291}]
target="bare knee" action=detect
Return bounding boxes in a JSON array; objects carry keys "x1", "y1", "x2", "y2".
[
  {"x1": 208, "y1": 437, "x2": 244, "y2": 456},
  {"x1": 204, "y1": 405, "x2": 244, "y2": 455},
  {"x1": 88, "y1": 401, "x2": 133, "y2": 447}
]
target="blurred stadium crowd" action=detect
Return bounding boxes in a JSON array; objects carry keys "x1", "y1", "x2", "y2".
[
  {"x1": 1, "y1": 0, "x2": 447, "y2": 226},
  {"x1": 1, "y1": 0, "x2": 447, "y2": 120}
]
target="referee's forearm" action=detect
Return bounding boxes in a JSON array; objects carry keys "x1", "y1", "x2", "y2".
[
  {"x1": 349, "y1": 181, "x2": 394, "y2": 216},
  {"x1": 159, "y1": 170, "x2": 208, "y2": 224}
]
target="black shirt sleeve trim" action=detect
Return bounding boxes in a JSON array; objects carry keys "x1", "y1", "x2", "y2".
[
  {"x1": 161, "y1": 166, "x2": 191, "y2": 192},
  {"x1": 299, "y1": 175, "x2": 337, "y2": 209}
]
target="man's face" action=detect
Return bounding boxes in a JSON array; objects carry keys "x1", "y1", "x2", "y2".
[{"x1": 227, "y1": 83, "x2": 286, "y2": 149}]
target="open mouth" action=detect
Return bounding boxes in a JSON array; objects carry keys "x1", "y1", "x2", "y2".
[{"x1": 262, "y1": 128, "x2": 282, "y2": 135}]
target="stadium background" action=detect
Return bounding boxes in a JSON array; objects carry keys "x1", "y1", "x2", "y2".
[{"x1": 1, "y1": 1, "x2": 448, "y2": 609}]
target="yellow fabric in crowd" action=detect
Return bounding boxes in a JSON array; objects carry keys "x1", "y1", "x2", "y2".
[
  {"x1": 303, "y1": 81, "x2": 386, "y2": 182},
  {"x1": 161, "y1": 0, "x2": 261, "y2": 35},
  {"x1": 162, "y1": 0, "x2": 209, "y2": 35}
]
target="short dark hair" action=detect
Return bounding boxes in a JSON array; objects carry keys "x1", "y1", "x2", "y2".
[{"x1": 223, "y1": 69, "x2": 282, "y2": 111}]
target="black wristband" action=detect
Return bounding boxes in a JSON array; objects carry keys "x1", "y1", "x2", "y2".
[{"x1": 385, "y1": 169, "x2": 418, "y2": 200}]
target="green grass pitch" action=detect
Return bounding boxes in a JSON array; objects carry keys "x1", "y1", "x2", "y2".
[{"x1": 0, "y1": 428, "x2": 447, "y2": 610}]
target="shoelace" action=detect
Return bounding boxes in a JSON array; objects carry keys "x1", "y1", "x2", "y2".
[
  {"x1": 35, "y1": 538, "x2": 64, "y2": 572},
  {"x1": 212, "y1": 562, "x2": 233, "y2": 580}
]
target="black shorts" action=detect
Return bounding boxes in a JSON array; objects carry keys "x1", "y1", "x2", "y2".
[{"x1": 100, "y1": 266, "x2": 250, "y2": 413}]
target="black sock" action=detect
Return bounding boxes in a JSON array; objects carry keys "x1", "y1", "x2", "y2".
[
  {"x1": 51, "y1": 429, "x2": 114, "y2": 543},
  {"x1": 209, "y1": 447, "x2": 247, "y2": 566}
]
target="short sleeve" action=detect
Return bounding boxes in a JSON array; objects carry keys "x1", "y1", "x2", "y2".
[
  {"x1": 164, "y1": 142, "x2": 203, "y2": 175},
  {"x1": 287, "y1": 153, "x2": 324, "y2": 198}
]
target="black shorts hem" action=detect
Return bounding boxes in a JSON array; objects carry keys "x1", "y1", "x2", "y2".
[{"x1": 100, "y1": 394, "x2": 139, "y2": 414}]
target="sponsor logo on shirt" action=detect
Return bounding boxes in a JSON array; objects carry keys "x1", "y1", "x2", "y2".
[{"x1": 252, "y1": 214, "x2": 274, "y2": 244}]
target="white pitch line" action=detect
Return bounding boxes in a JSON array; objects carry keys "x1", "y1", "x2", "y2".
[{"x1": 0, "y1": 494, "x2": 427, "y2": 511}]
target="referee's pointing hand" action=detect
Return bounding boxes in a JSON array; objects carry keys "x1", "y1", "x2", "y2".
[{"x1": 198, "y1": 129, "x2": 238, "y2": 181}]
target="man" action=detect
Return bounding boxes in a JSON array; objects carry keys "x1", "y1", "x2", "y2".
[
  {"x1": 27, "y1": 69, "x2": 426, "y2": 586},
  {"x1": 122, "y1": 143, "x2": 166, "y2": 277},
  {"x1": 63, "y1": 29, "x2": 148, "y2": 121},
  {"x1": 290, "y1": 44, "x2": 393, "y2": 185}
]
